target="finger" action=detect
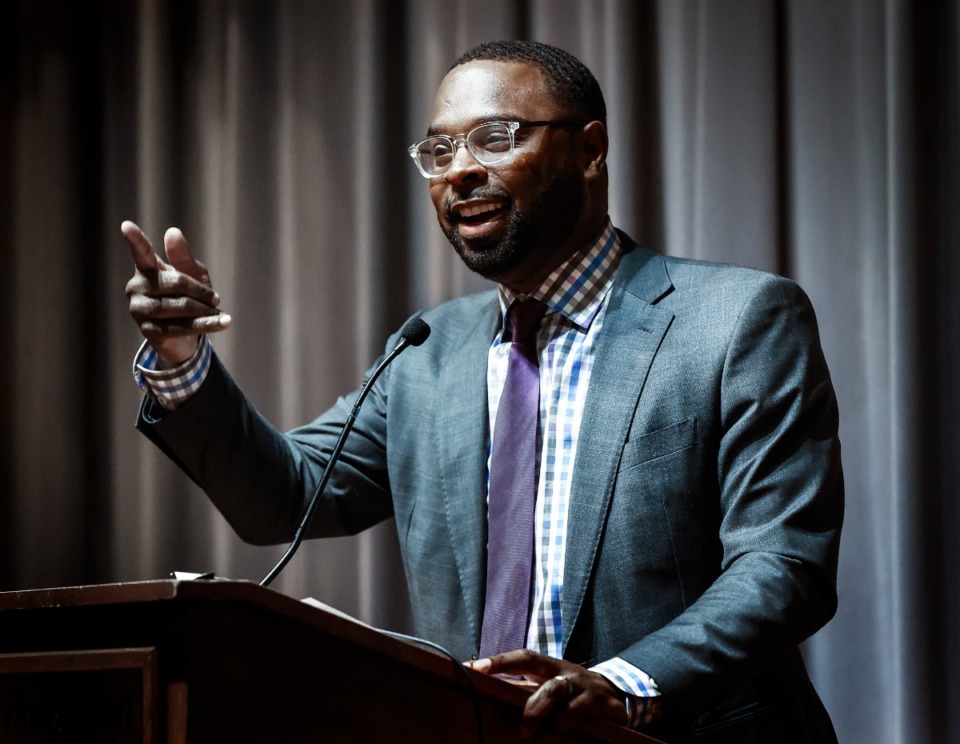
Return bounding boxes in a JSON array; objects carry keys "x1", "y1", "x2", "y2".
[
  {"x1": 122, "y1": 220, "x2": 165, "y2": 274},
  {"x1": 138, "y1": 314, "x2": 232, "y2": 338},
  {"x1": 127, "y1": 266, "x2": 220, "y2": 306},
  {"x1": 466, "y1": 658, "x2": 492, "y2": 673},
  {"x1": 129, "y1": 294, "x2": 224, "y2": 322},
  {"x1": 521, "y1": 675, "x2": 576, "y2": 735},
  {"x1": 474, "y1": 649, "x2": 561, "y2": 682},
  {"x1": 164, "y1": 227, "x2": 214, "y2": 289},
  {"x1": 549, "y1": 683, "x2": 627, "y2": 736}
]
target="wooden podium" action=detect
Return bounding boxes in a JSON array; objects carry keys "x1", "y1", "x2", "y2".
[{"x1": 0, "y1": 580, "x2": 662, "y2": 743}]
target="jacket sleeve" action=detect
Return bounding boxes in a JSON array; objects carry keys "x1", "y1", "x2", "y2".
[{"x1": 136, "y1": 345, "x2": 397, "y2": 546}]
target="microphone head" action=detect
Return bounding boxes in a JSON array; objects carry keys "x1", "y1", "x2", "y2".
[{"x1": 400, "y1": 317, "x2": 431, "y2": 347}]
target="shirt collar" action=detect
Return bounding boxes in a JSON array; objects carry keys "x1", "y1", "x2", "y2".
[{"x1": 498, "y1": 218, "x2": 622, "y2": 332}]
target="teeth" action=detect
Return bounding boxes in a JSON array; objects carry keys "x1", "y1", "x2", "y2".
[{"x1": 460, "y1": 202, "x2": 501, "y2": 218}]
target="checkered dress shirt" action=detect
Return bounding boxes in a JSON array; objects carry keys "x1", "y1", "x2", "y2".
[{"x1": 489, "y1": 220, "x2": 657, "y2": 698}]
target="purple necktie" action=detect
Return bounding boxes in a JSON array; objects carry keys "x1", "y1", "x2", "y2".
[{"x1": 480, "y1": 298, "x2": 548, "y2": 658}]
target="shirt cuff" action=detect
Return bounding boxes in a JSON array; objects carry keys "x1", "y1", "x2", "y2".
[
  {"x1": 591, "y1": 657, "x2": 661, "y2": 729},
  {"x1": 133, "y1": 337, "x2": 212, "y2": 411},
  {"x1": 590, "y1": 657, "x2": 660, "y2": 698}
]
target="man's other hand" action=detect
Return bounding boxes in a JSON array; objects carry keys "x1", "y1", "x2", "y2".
[
  {"x1": 123, "y1": 221, "x2": 231, "y2": 367},
  {"x1": 467, "y1": 649, "x2": 629, "y2": 737}
]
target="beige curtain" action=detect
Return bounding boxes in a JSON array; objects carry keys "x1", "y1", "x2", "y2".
[{"x1": 3, "y1": 2, "x2": 958, "y2": 741}]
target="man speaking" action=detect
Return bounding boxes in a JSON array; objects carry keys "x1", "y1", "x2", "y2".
[{"x1": 123, "y1": 40, "x2": 843, "y2": 742}]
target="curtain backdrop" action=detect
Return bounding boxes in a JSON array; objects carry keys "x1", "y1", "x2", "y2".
[{"x1": 2, "y1": 2, "x2": 958, "y2": 742}]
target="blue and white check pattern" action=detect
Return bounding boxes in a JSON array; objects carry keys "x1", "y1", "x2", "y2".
[
  {"x1": 134, "y1": 336, "x2": 212, "y2": 410},
  {"x1": 489, "y1": 220, "x2": 659, "y2": 699},
  {"x1": 134, "y1": 219, "x2": 658, "y2": 699}
]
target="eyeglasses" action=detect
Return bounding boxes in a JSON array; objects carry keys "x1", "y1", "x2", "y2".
[{"x1": 408, "y1": 119, "x2": 588, "y2": 179}]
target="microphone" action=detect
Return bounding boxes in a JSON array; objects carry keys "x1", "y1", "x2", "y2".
[{"x1": 260, "y1": 316, "x2": 431, "y2": 587}]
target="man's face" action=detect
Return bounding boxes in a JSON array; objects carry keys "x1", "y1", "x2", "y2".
[{"x1": 426, "y1": 61, "x2": 589, "y2": 291}]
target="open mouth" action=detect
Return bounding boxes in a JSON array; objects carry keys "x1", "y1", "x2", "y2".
[{"x1": 450, "y1": 199, "x2": 509, "y2": 235}]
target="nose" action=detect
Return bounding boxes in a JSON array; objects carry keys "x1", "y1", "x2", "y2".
[{"x1": 443, "y1": 141, "x2": 486, "y2": 188}]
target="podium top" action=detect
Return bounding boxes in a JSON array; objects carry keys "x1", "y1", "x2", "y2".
[{"x1": 0, "y1": 579, "x2": 661, "y2": 743}]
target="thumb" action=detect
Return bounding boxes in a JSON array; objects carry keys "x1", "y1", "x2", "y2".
[{"x1": 164, "y1": 227, "x2": 211, "y2": 285}]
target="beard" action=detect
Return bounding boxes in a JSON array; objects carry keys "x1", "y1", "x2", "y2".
[
  {"x1": 442, "y1": 199, "x2": 531, "y2": 278},
  {"x1": 441, "y1": 168, "x2": 583, "y2": 281}
]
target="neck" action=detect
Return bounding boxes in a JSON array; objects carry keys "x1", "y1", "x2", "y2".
[{"x1": 499, "y1": 217, "x2": 611, "y2": 296}]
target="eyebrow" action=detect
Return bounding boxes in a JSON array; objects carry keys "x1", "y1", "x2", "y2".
[{"x1": 425, "y1": 114, "x2": 524, "y2": 137}]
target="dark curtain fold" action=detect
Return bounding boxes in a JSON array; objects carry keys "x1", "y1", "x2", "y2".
[{"x1": 2, "y1": 1, "x2": 958, "y2": 741}]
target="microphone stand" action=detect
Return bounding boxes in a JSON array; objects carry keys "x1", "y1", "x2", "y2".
[{"x1": 260, "y1": 318, "x2": 430, "y2": 587}]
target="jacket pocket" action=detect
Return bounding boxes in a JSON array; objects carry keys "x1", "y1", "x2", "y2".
[{"x1": 618, "y1": 417, "x2": 697, "y2": 472}]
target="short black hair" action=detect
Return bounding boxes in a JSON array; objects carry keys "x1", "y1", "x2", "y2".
[{"x1": 452, "y1": 40, "x2": 607, "y2": 125}]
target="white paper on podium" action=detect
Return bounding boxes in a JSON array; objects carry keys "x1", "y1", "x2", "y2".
[{"x1": 300, "y1": 596, "x2": 376, "y2": 630}]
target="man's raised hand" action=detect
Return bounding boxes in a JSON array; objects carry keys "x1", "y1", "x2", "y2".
[{"x1": 123, "y1": 221, "x2": 231, "y2": 367}]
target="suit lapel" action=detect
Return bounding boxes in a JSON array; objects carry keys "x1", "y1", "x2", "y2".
[
  {"x1": 561, "y1": 245, "x2": 675, "y2": 653},
  {"x1": 436, "y1": 299, "x2": 501, "y2": 649}
]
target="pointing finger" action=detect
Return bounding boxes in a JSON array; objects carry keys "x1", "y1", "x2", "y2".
[{"x1": 122, "y1": 220, "x2": 164, "y2": 274}]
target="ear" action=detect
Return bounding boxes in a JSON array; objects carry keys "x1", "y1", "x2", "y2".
[{"x1": 581, "y1": 120, "x2": 608, "y2": 182}]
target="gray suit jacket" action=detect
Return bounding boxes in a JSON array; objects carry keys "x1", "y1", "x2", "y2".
[{"x1": 138, "y1": 236, "x2": 843, "y2": 742}]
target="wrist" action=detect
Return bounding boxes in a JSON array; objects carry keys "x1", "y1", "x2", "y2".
[
  {"x1": 154, "y1": 337, "x2": 200, "y2": 368},
  {"x1": 134, "y1": 336, "x2": 211, "y2": 411}
]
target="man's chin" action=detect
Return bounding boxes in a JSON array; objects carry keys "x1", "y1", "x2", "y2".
[
  {"x1": 446, "y1": 230, "x2": 517, "y2": 280},
  {"x1": 443, "y1": 224, "x2": 481, "y2": 253}
]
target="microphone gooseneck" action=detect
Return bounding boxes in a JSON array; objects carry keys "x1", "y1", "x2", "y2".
[{"x1": 260, "y1": 316, "x2": 432, "y2": 587}]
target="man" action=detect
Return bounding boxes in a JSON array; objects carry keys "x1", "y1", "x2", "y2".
[{"x1": 124, "y1": 40, "x2": 843, "y2": 742}]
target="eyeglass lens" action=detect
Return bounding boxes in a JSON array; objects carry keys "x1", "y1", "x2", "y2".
[{"x1": 415, "y1": 122, "x2": 514, "y2": 175}]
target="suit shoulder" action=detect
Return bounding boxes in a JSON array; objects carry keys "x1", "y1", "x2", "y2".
[
  {"x1": 616, "y1": 238, "x2": 809, "y2": 312},
  {"x1": 660, "y1": 253, "x2": 792, "y2": 289},
  {"x1": 428, "y1": 287, "x2": 499, "y2": 314},
  {"x1": 398, "y1": 288, "x2": 499, "y2": 351},
  {"x1": 652, "y1": 253, "x2": 813, "y2": 310},
  {"x1": 423, "y1": 288, "x2": 498, "y2": 326}
]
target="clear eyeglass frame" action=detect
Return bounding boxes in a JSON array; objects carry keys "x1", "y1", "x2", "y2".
[{"x1": 407, "y1": 119, "x2": 588, "y2": 179}]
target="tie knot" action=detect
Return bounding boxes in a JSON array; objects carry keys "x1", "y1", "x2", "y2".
[{"x1": 507, "y1": 299, "x2": 548, "y2": 345}]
